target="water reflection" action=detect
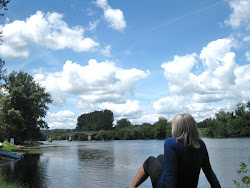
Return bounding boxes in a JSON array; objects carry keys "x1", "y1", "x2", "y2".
[{"x1": 0, "y1": 154, "x2": 48, "y2": 188}]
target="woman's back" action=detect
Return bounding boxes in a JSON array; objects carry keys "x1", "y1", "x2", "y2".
[{"x1": 157, "y1": 138, "x2": 220, "y2": 188}]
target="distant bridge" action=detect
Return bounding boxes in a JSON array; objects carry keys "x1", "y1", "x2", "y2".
[{"x1": 44, "y1": 131, "x2": 99, "y2": 142}]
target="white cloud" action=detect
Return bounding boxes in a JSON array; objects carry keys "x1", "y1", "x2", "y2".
[
  {"x1": 153, "y1": 96, "x2": 220, "y2": 122},
  {"x1": 96, "y1": 0, "x2": 110, "y2": 9},
  {"x1": 96, "y1": 0, "x2": 126, "y2": 32},
  {"x1": 99, "y1": 100, "x2": 143, "y2": 119},
  {"x1": 225, "y1": 0, "x2": 250, "y2": 29},
  {"x1": 34, "y1": 59, "x2": 150, "y2": 107},
  {"x1": 162, "y1": 38, "x2": 239, "y2": 101},
  {"x1": 156, "y1": 37, "x2": 250, "y2": 120},
  {"x1": 0, "y1": 11, "x2": 99, "y2": 59},
  {"x1": 153, "y1": 96, "x2": 185, "y2": 114},
  {"x1": 47, "y1": 110, "x2": 76, "y2": 129}
]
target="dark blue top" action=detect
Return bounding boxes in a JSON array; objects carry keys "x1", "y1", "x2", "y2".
[{"x1": 157, "y1": 137, "x2": 221, "y2": 188}]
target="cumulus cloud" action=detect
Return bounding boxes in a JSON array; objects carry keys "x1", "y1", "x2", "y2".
[
  {"x1": 0, "y1": 11, "x2": 99, "y2": 59},
  {"x1": 47, "y1": 110, "x2": 76, "y2": 129},
  {"x1": 161, "y1": 38, "x2": 240, "y2": 100},
  {"x1": 99, "y1": 100, "x2": 143, "y2": 119},
  {"x1": 225, "y1": 0, "x2": 250, "y2": 29},
  {"x1": 96, "y1": 0, "x2": 126, "y2": 32},
  {"x1": 34, "y1": 59, "x2": 150, "y2": 107},
  {"x1": 155, "y1": 37, "x2": 250, "y2": 120}
]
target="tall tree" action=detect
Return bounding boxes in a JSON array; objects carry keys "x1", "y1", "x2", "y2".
[
  {"x1": 154, "y1": 117, "x2": 168, "y2": 139},
  {"x1": 4, "y1": 71, "x2": 52, "y2": 141},
  {"x1": 0, "y1": 86, "x2": 25, "y2": 142},
  {"x1": 115, "y1": 118, "x2": 132, "y2": 129},
  {"x1": 76, "y1": 109, "x2": 114, "y2": 131}
]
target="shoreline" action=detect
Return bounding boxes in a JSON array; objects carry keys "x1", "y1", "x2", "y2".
[{"x1": 0, "y1": 155, "x2": 14, "y2": 166}]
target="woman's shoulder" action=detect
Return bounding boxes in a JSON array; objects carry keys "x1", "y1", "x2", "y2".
[
  {"x1": 164, "y1": 137, "x2": 177, "y2": 146},
  {"x1": 199, "y1": 139, "x2": 207, "y2": 148}
]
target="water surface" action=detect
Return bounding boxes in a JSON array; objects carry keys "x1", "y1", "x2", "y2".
[{"x1": 0, "y1": 138, "x2": 249, "y2": 188}]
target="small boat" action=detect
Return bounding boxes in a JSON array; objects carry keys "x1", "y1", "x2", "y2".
[
  {"x1": 0, "y1": 143, "x2": 2, "y2": 148},
  {"x1": 0, "y1": 150, "x2": 24, "y2": 159}
]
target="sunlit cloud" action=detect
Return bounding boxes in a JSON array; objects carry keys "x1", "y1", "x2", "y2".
[
  {"x1": 0, "y1": 11, "x2": 99, "y2": 59},
  {"x1": 96, "y1": 0, "x2": 126, "y2": 32}
]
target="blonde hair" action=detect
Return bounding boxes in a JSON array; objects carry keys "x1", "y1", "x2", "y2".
[{"x1": 171, "y1": 113, "x2": 201, "y2": 148}]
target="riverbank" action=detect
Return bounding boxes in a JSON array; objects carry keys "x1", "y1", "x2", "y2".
[{"x1": 0, "y1": 176, "x2": 26, "y2": 188}]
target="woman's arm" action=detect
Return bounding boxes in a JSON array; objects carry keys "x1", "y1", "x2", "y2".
[{"x1": 162, "y1": 138, "x2": 178, "y2": 187}]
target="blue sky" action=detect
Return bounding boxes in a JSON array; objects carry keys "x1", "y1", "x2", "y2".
[{"x1": 0, "y1": 0, "x2": 249, "y2": 129}]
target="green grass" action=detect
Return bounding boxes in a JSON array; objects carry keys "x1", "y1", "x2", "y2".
[
  {"x1": 1, "y1": 141, "x2": 19, "y2": 152},
  {"x1": 0, "y1": 177, "x2": 26, "y2": 188}
]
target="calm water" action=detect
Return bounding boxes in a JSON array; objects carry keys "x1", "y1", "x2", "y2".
[{"x1": 0, "y1": 138, "x2": 249, "y2": 188}]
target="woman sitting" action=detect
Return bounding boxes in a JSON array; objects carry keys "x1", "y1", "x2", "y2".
[{"x1": 129, "y1": 113, "x2": 221, "y2": 188}]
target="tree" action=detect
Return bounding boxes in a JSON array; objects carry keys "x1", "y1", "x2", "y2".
[
  {"x1": 76, "y1": 109, "x2": 114, "y2": 131},
  {"x1": 115, "y1": 118, "x2": 132, "y2": 129},
  {"x1": 154, "y1": 117, "x2": 168, "y2": 139},
  {"x1": 3, "y1": 71, "x2": 52, "y2": 141},
  {"x1": 141, "y1": 123, "x2": 155, "y2": 139},
  {"x1": 0, "y1": 87, "x2": 25, "y2": 143}
]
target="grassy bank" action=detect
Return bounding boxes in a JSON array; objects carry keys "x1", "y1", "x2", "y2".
[
  {"x1": 0, "y1": 141, "x2": 19, "y2": 152},
  {"x1": 0, "y1": 177, "x2": 26, "y2": 188}
]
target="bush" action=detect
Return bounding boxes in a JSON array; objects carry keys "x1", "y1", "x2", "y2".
[{"x1": 2, "y1": 141, "x2": 18, "y2": 152}]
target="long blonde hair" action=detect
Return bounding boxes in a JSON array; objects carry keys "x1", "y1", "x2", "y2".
[{"x1": 171, "y1": 113, "x2": 201, "y2": 148}]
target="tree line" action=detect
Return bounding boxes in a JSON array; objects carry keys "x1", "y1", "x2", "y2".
[
  {"x1": 72, "y1": 101, "x2": 249, "y2": 141},
  {"x1": 198, "y1": 101, "x2": 250, "y2": 137}
]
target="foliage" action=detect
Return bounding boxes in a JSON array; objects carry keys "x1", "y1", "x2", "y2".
[
  {"x1": 0, "y1": 176, "x2": 26, "y2": 188},
  {"x1": 1, "y1": 141, "x2": 18, "y2": 152},
  {"x1": 141, "y1": 123, "x2": 155, "y2": 139},
  {"x1": 115, "y1": 118, "x2": 132, "y2": 129},
  {"x1": 90, "y1": 101, "x2": 249, "y2": 141},
  {"x1": 154, "y1": 117, "x2": 168, "y2": 139},
  {"x1": 233, "y1": 159, "x2": 250, "y2": 188},
  {"x1": 72, "y1": 134, "x2": 88, "y2": 141},
  {"x1": 3, "y1": 71, "x2": 52, "y2": 142},
  {"x1": 0, "y1": 89, "x2": 25, "y2": 143},
  {"x1": 198, "y1": 101, "x2": 250, "y2": 137},
  {"x1": 76, "y1": 109, "x2": 113, "y2": 131},
  {"x1": 95, "y1": 130, "x2": 114, "y2": 140}
]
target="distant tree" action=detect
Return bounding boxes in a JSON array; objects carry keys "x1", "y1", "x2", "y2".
[
  {"x1": 141, "y1": 123, "x2": 155, "y2": 139},
  {"x1": 130, "y1": 126, "x2": 142, "y2": 139},
  {"x1": 76, "y1": 109, "x2": 114, "y2": 131},
  {"x1": 165, "y1": 122, "x2": 172, "y2": 138},
  {"x1": 154, "y1": 117, "x2": 168, "y2": 139},
  {"x1": 3, "y1": 71, "x2": 52, "y2": 141},
  {"x1": 115, "y1": 118, "x2": 132, "y2": 129}
]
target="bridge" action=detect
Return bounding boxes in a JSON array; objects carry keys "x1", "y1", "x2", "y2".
[{"x1": 44, "y1": 131, "x2": 99, "y2": 142}]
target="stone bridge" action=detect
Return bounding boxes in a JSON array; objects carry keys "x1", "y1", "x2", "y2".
[{"x1": 44, "y1": 131, "x2": 99, "y2": 142}]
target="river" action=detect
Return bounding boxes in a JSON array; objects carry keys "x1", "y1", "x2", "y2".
[{"x1": 0, "y1": 138, "x2": 249, "y2": 188}]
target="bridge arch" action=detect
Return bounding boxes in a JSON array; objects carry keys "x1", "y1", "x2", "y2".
[{"x1": 44, "y1": 131, "x2": 99, "y2": 142}]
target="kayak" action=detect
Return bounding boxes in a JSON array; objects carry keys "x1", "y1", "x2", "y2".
[{"x1": 0, "y1": 150, "x2": 24, "y2": 159}]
